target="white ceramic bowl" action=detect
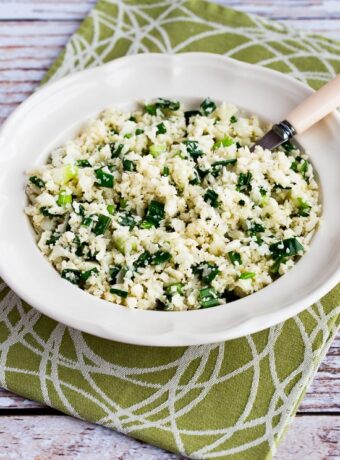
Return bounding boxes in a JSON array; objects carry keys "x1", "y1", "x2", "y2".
[{"x1": 0, "y1": 53, "x2": 339, "y2": 346}]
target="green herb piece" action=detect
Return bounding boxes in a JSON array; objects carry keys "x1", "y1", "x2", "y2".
[
  {"x1": 210, "y1": 159, "x2": 237, "y2": 177},
  {"x1": 282, "y1": 140, "x2": 295, "y2": 152},
  {"x1": 183, "y1": 140, "x2": 203, "y2": 160},
  {"x1": 156, "y1": 122, "x2": 167, "y2": 135},
  {"x1": 122, "y1": 159, "x2": 136, "y2": 172},
  {"x1": 95, "y1": 168, "x2": 114, "y2": 188},
  {"x1": 61, "y1": 269, "x2": 81, "y2": 285},
  {"x1": 199, "y1": 287, "x2": 220, "y2": 308},
  {"x1": 135, "y1": 128, "x2": 144, "y2": 135},
  {"x1": 269, "y1": 238, "x2": 304, "y2": 259},
  {"x1": 118, "y1": 212, "x2": 136, "y2": 229},
  {"x1": 124, "y1": 133, "x2": 132, "y2": 139},
  {"x1": 129, "y1": 116, "x2": 137, "y2": 122},
  {"x1": 151, "y1": 251, "x2": 171, "y2": 265},
  {"x1": 82, "y1": 215, "x2": 93, "y2": 227},
  {"x1": 260, "y1": 187, "x2": 267, "y2": 196},
  {"x1": 110, "y1": 288, "x2": 128, "y2": 298},
  {"x1": 162, "y1": 166, "x2": 170, "y2": 177},
  {"x1": 239, "y1": 272, "x2": 255, "y2": 280},
  {"x1": 107, "y1": 204, "x2": 116, "y2": 215},
  {"x1": 200, "y1": 98, "x2": 216, "y2": 116},
  {"x1": 290, "y1": 156, "x2": 309, "y2": 178},
  {"x1": 193, "y1": 262, "x2": 220, "y2": 284},
  {"x1": 248, "y1": 222, "x2": 265, "y2": 236},
  {"x1": 184, "y1": 110, "x2": 201, "y2": 125},
  {"x1": 62, "y1": 164, "x2": 78, "y2": 184},
  {"x1": 166, "y1": 283, "x2": 184, "y2": 296},
  {"x1": 134, "y1": 251, "x2": 152, "y2": 269},
  {"x1": 141, "y1": 200, "x2": 165, "y2": 228},
  {"x1": 204, "y1": 189, "x2": 220, "y2": 208},
  {"x1": 150, "y1": 144, "x2": 166, "y2": 157},
  {"x1": 297, "y1": 197, "x2": 311, "y2": 217},
  {"x1": 230, "y1": 115, "x2": 238, "y2": 123},
  {"x1": 93, "y1": 214, "x2": 111, "y2": 235},
  {"x1": 236, "y1": 172, "x2": 252, "y2": 193},
  {"x1": 145, "y1": 98, "x2": 180, "y2": 115},
  {"x1": 270, "y1": 257, "x2": 286, "y2": 275},
  {"x1": 228, "y1": 251, "x2": 242, "y2": 266},
  {"x1": 80, "y1": 267, "x2": 99, "y2": 283},
  {"x1": 109, "y1": 265, "x2": 122, "y2": 284},
  {"x1": 29, "y1": 176, "x2": 45, "y2": 188},
  {"x1": 76, "y1": 159, "x2": 91, "y2": 168},
  {"x1": 110, "y1": 143, "x2": 124, "y2": 158},
  {"x1": 57, "y1": 190, "x2": 72, "y2": 207},
  {"x1": 46, "y1": 231, "x2": 61, "y2": 246},
  {"x1": 213, "y1": 136, "x2": 234, "y2": 150},
  {"x1": 118, "y1": 197, "x2": 128, "y2": 210}
]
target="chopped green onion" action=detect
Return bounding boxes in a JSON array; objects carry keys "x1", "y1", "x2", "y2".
[
  {"x1": 239, "y1": 272, "x2": 255, "y2": 280},
  {"x1": 29, "y1": 176, "x2": 45, "y2": 188},
  {"x1": 204, "y1": 189, "x2": 220, "y2": 208},
  {"x1": 297, "y1": 197, "x2": 311, "y2": 217},
  {"x1": 236, "y1": 172, "x2": 252, "y2": 193},
  {"x1": 200, "y1": 98, "x2": 216, "y2": 116},
  {"x1": 248, "y1": 222, "x2": 265, "y2": 236},
  {"x1": 199, "y1": 287, "x2": 219, "y2": 308},
  {"x1": 141, "y1": 200, "x2": 165, "y2": 228},
  {"x1": 270, "y1": 238, "x2": 304, "y2": 259},
  {"x1": 46, "y1": 231, "x2": 61, "y2": 246},
  {"x1": 183, "y1": 140, "x2": 203, "y2": 160},
  {"x1": 282, "y1": 140, "x2": 295, "y2": 152},
  {"x1": 134, "y1": 251, "x2": 152, "y2": 269},
  {"x1": 95, "y1": 168, "x2": 114, "y2": 188},
  {"x1": 192, "y1": 262, "x2": 220, "y2": 284},
  {"x1": 150, "y1": 144, "x2": 166, "y2": 157},
  {"x1": 145, "y1": 98, "x2": 180, "y2": 115},
  {"x1": 166, "y1": 283, "x2": 184, "y2": 296},
  {"x1": 122, "y1": 159, "x2": 136, "y2": 172},
  {"x1": 228, "y1": 251, "x2": 242, "y2": 266},
  {"x1": 118, "y1": 212, "x2": 136, "y2": 229},
  {"x1": 290, "y1": 156, "x2": 309, "y2": 179},
  {"x1": 109, "y1": 265, "x2": 122, "y2": 284},
  {"x1": 162, "y1": 166, "x2": 170, "y2": 177},
  {"x1": 57, "y1": 190, "x2": 72, "y2": 207},
  {"x1": 110, "y1": 288, "x2": 128, "y2": 298},
  {"x1": 62, "y1": 269, "x2": 81, "y2": 285},
  {"x1": 93, "y1": 214, "x2": 111, "y2": 235},
  {"x1": 259, "y1": 187, "x2": 267, "y2": 196},
  {"x1": 62, "y1": 164, "x2": 78, "y2": 184},
  {"x1": 184, "y1": 110, "x2": 201, "y2": 125},
  {"x1": 135, "y1": 128, "x2": 144, "y2": 135},
  {"x1": 230, "y1": 115, "x2": 238, "y2": 123},
  {"x1": 129, "y1": 116, "x2": 137, "y2": 122},
  {"x1": 151, "y1": 250, "x2": 171, "y2": 265},
  {"x1": 210, "y1": 159, "x2": 237, "y2": 177},
  {"x1": 213, "y1": 136, "x2": 234, "y2": 150},
  {"x1": 76, "y1": 159, "x2": 91, "y2": 168},
  {"x1": 124, "y1": 133, "x2": 132, "y2": 139},
  {"x1": 110, "y1": 143, "x2": 124, "y2": 158},
  {"x1": 80, "y1": 267, "x2": 99, "y2": 283},
  {"x1": 107, "y1": 204, "x2": 116, "y2": 215},
  {"x1": 82, "y1": 215, "x2": 93, "y2": 227},
  {"x1": 156, "y1": 122, "x2": 167, "y2": 135}
]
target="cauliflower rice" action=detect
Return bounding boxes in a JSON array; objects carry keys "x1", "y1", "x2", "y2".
[{"x1": 25, "y1": 98, "x2": 320, "y2": 311}]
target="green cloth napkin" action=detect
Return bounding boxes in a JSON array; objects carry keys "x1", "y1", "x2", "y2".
[{"x1": 1, "y1": 1, "x2": 340, "y2": 458}]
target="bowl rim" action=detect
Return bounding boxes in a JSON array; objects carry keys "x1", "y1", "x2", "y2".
[{"x1": 0, "y1": 52, "x2": 339, "y2": 346}]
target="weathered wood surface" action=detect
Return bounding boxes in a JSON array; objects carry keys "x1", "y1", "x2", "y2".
[
  {"x1": 0, "y1": 0, "x2": 339, "y2": 458},
  {"x1": 0, "y1": 415, "x2": 337, "y2": 460}
]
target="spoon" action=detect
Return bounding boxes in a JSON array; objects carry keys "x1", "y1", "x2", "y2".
[{"x1": 252, "y1": 74, "x2": 340, "y2": 151}]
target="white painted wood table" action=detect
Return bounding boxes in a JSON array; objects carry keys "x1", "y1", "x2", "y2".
[{"x1": 0, "y1": 1, "x2": 339, "y2": 458}]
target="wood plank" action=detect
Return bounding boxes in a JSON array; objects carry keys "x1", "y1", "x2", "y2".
[
  {"x1": 0, "y1": 0, "x2": 340, "y2": 21},
  {"x1": 0, "y1": 414, "x2": 337, "y2": 459}
]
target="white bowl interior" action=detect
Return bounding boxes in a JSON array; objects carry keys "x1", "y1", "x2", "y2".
[{"x1": 0, "y1": 53, "x2": 339, "y2": 346}]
